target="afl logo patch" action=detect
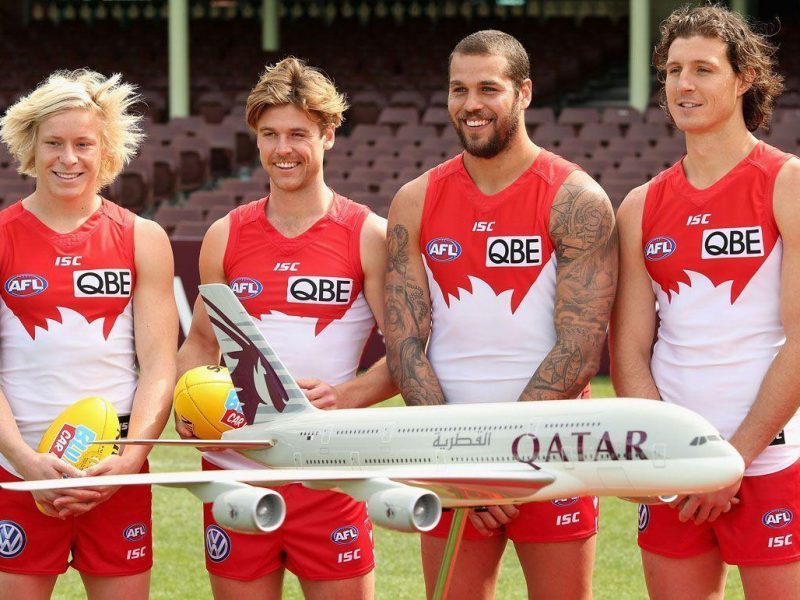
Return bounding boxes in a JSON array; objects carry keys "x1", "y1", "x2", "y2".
[
  {"x1": 205, "y1": 525, "x2": 231, "y2": 562},
  {"x1": 552, "y1": 497, "x2": 579, "y2": 507},
  {"x1": 644, "y1": 237, "x2": 676, "y2": 261},
  {"x1": 0, "y1": 521, "x2": 26, "y2": 558},
  {"x1": 331, "y1": 525, "x2": 359, "y2": 545},
  {"x1": 426, "y1": 238, "x2": 462, "y2": 262},
  {"x1": 5, "y1": 274, "x2": 47, "y2": 298},
  {"x1": 637, "y1": 505, "x2": 650, "y2": 532},
  {"x1": 230, "y1": 277, "x2": 263, "y2": 300},
  {"x1": 763, "y1": 508, "x2": 793, "y2": 529},
  {"x1": 123, "y1": 523, "x2": 148, "y2": 542}
]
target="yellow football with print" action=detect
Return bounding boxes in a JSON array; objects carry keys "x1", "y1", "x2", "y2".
[
  {"x1": 37, "y1": 396, "x2": 120, "y2": 470},
  {"x1": 173, "y1": 365, "x2": 246, "y2": 440}
]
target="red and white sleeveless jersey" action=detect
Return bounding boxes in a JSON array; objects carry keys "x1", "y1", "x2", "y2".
[
  {"x1": 0, "y1": 200, "x2": 138, "y2": 476},
  {"x1": 223, "y1": 194, "x2": 375, "y2": 386},
  {"x1": 420, "y1": 151, "x2": 578, "y2": 404},
  {"x1": 642, "y1": 142, "x2": 798, "y2": 475}
]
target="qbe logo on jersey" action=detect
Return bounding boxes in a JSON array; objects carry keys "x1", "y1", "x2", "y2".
[
  {"x1": 486, "y1": 236, "x2": 542, "y2": 267},
  {"x1": 287, "y1": 276, "x2": 353, "y2": 305},
  {"x1": 73, "y1": 269, "x2": 132, "y2": 297},
  {"x1": 702, "y1": 226, "x2": 764, "y2": 259}
]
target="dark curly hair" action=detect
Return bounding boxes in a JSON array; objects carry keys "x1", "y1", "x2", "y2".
[{"x1": 652, "y1": 3, "x2": 784, "y2": 131}]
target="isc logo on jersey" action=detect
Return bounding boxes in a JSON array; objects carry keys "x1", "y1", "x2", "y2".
[
  {"x1": 645, "y1": 237, "x2": 676, "y2": 261},
  {"x1": 5, "y1": 274, "x2": 48, "y2": 297},
  {"x1": 73, "y1": 269, "x2": 132, "y2": 297},
  {"x1": 426, "y1": 238, "x2": 462, "y2": 262},
  {"x1": 702, "y1": 226, "x2": 764, "y2": 259},
  {"x1": 287, "y1": 276, "x2": 353, "y2": 305},
  {"x1": 230, "y1": 277, "x2": 263, "y2": 300},
  {"x1": 486, "y1": 236, "x2": 542, "y2": 267}
]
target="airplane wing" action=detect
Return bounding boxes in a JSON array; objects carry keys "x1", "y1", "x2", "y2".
[
  {"x1": 0, "y1": 464, "x2": 555, "y2": 506},
  {"x1": 94, "y1": 438, "x2": 275, "y2": 450}
]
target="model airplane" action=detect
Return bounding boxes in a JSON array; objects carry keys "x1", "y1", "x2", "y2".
[{"x1": 0, "y1": 284, "x2": 745, "y2": 535}]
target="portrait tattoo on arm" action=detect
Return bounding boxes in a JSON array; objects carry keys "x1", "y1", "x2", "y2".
[
  {"x1": 385, "y1": 224, "x2": 446, "y2": 406},
  {"x1": 520, "y1": 179, "x2": 618, "y2": 401}
]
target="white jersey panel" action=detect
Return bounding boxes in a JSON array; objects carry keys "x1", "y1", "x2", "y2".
[{"x1": 426, "y1": 257, "x2": 558, "y2": 404}]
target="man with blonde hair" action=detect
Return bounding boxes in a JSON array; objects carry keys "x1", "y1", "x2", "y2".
[
  {"x1": 612, "y1": 5, "x2": 800, "y2": 598},
  {"x1": 0, "y1": 69, "x2": 177, "y2": 599},
  {"x1": 177, "y1": 57, "x2": 394, "y2": 600}
]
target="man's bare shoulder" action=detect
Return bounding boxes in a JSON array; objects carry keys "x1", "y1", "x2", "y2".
[
  {"x1": 390, "y1": 171, "x2": 430, "y2": 215},
  {"x1": 361, "y1": 211, "x2": 388, "y2": 248},
  {"x1": 616, "y1": 182, "x2": 650, "y2": 230},
  {"x1": 550, "y1": 169, "x2": 615, "y2": 252}
]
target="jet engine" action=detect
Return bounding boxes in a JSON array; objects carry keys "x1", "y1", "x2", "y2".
[
  {"x1": 367, "y1": 487, "x2": 441, "y2": 532},
  {"x1": 211, "y1": 487, "x2": 286, "y2": 533}
]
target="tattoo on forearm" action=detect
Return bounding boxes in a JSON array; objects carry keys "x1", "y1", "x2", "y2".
[
  {"x1": 385, "y1": 224, "x2": 445, "y2": 406},
  {"x1": 523, "y1": 179, "x2": 618, "y2": 400}
]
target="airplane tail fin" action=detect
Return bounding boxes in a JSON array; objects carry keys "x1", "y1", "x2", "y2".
[{"x1": 199, "y1": 283, "x2": 318, "y2": 424}]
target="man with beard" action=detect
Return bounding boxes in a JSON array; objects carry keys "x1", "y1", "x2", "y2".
[{"x1": 384, "y1": 31, "x2": 617, "y2": 600}]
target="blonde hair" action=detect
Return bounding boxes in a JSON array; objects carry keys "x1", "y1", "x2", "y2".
[
  {"x1": 246, "y1": 57, "x2": 348, "y2": 132},
  {"x1": 0, "y1": 69, "x2": 144, "y2": 188}
]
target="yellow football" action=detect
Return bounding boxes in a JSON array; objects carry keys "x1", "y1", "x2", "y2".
[
  {"x1": 38, "y1": 396, "x2": 120, "y2": 470},
  {"x1": 173, "y1": 365, "x2": 245, "y2": 440}
]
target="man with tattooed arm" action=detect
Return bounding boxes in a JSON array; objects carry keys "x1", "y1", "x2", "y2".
[{"x1": 384, "y1": 30, "x2": 617, "y2": 600}]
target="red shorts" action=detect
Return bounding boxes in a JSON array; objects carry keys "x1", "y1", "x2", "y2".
[
  {"x1": 425, "y1": 496, "x2": 599, "y2": 542},
  {"x1": 638, "y1": 460, "x2": 800, "y2": 566},
  {"x1": 202, "y1": 458, "x2": 375, "y2": 581},
  {"x1": 0, "y1": 464, "x2": 152, "y2": 576}
]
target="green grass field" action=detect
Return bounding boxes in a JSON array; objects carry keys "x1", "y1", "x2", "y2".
[{"x1": 52, "y1": 378, "x2": 745, "y2": 599}]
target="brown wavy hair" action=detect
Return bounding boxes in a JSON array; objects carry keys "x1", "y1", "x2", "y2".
[
  {"x1": 652, "y1": 3, "x2": 784, "y2": 131},
  {"x1": 246, "y1": 57, "x2": 348, "y2": 133}
]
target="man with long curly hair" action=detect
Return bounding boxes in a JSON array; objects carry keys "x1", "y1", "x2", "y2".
[{"x1": 612, "y1": 5, "x2": 800, "y2": 598}]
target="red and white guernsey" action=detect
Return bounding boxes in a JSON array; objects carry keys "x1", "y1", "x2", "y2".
[
  {"x1": 207, "y1": 194, "x2": 375, "y2": 471},
  {"x1": 223, "y1": 194, "x2": 375, "y2": 387},
  {"x1": 0, "y1": 200, "x2": 138, "y2": 476},
  {"x1": 420, "y1": 151, "x2": 578, "y2": 404},
  {"x1": 642, "y1": 142, "x2": 799, "y2": 475}
]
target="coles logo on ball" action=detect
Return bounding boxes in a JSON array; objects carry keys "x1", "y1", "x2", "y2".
[
  {"x1": 5, "y1": 274, "x2": 47, "y2": 298},
  {"x1": 220, "y1": 388, "x2": 246, "y2": 430},
  {"x1": 762, "y1": 508, "x2": 793, "y2": 529},
  {"x1": 330, "y1": 525, "x2": 359, "y2": 545},
  {"x1": 0, "y1": 521, "x2": 26, "y2": 558},
  {"x1": 123, "y1": 523, "x2": 148, "y2": 543},
  {"x1": 205, "y1": 525, "x2": 232, "y2": 562}
]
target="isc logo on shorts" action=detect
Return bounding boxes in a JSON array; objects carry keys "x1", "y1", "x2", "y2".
[
  {"x1": 230, "y1": 277, "x2": 263, "y2": 300},
  {"x1": 763, "y1": 508, "x2": 793, "y2": 529},
  {"x1": 486, "y1": 236, "x2": 542, "y2": 267},
  {"x1": 330, "y1": 525, "x2": 359, "y2": 545},
  {"x1": 205, "y1": 525, "x2": 232, "y2": 562},
  {"x1": 702, "y1": 226, "x2": 764, "y2": 259},
  {"x1": 287, "y1": 276, "x2": 353, "y2": 305},
  {"x1": 5, "y1": 274, "x2": 48, "y2": 298},
  {"x1": 73, "y1": 269, "x2": 132, "y2": 297},
  {"x1": 0, "y1": 521, "x2": 26, "y2": 558}
]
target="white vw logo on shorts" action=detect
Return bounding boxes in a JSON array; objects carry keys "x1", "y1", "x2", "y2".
[
  {"x1": 0, "y1": 521, "x2": 26, "y2": 558},
  {"x1": 205, "y1": 525, "x2": 231, "y2": 562}
]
